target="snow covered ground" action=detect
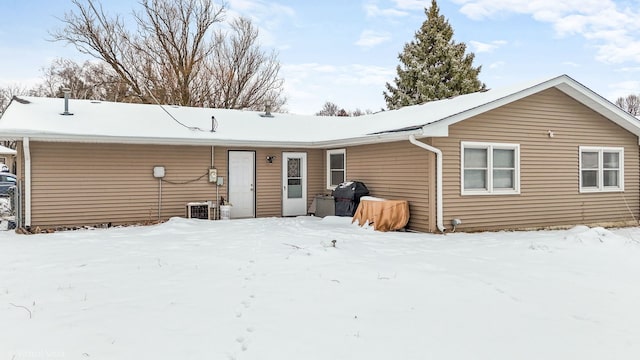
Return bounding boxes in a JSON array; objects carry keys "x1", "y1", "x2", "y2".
[{"x1": 1, "y1": 216, "x2": 639, "y2": 360}]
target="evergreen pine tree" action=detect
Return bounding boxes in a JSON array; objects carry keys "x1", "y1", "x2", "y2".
[{"x1": 384, "y1": 0, "x2": 485, "y2": 109}]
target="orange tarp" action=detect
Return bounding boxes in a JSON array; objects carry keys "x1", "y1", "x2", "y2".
[{"x1": 352, "y1": 199, "x2": 410, "y2": 232}]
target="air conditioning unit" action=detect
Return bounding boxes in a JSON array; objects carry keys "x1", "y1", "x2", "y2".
[{"x1": 186, "y1": 202, "x2": 210, "y2": 220}]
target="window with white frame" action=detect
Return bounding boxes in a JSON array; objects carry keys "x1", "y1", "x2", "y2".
[
  {"x1": 579, "y1": 147, "x2": 624, "y2": 192},
  {"x1": 326, "y1": 149, "x2": 346, "y2": 189},
  {"x1": 461, "y1": 142, "x2": 520, "y2": 195}
]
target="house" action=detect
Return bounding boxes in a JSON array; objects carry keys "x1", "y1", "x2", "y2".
[
  {"x1": 0, "y1": 144, "x2": 16, "y2": 172},
  {"x1": 1, "y1": 74, "x2": 639, "y2": 232}
]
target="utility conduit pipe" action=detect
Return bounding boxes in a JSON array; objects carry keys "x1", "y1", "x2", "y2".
[{"x1": 408, "y1": 135, "x2": 445, "y2": 233}]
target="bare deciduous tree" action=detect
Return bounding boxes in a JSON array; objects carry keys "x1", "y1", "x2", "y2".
[
  {"x1": 34, "y1": 58, "x2": 133, "y2": 102},
  {"x1": 51, "y1": 0, "x2": 285, "y2": 110},
  {"x1": 207, "y1": 17, "x2": 285, "y2": 110},
  {"x1": 0, "y1": 84, "x2": 31, "y2": 116},
  {"x1": 0, "y1": 84, "x2": 33, "y2": 149},
  {"x1": 316, "y1": 101, "x2": 340, "y2": 116},
  {"x1": 615, "y1": 94, "x2": 640, "y2": 116},
  {"x1": 316, "y1": 101, "x2": 372, "y2": 116}
]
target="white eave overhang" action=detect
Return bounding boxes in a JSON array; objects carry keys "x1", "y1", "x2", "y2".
[{"x1": 0, "y1": 128, "x2": 430, "y2": 149}]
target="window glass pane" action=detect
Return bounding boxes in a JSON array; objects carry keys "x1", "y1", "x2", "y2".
[
  {"x1": 331, "y1": 170, "x2": 344, "y2": 186},
  {"x1": 287, "y1": 158, "x2": 300, "y2": 178},
  {"x1": 330, "y1": 153, "x2": 344, "y2": 169},
  {"x1": 493, "y1": 169, "x2": 514, "y2": 189},
  {"x1": 581, "y1": 152, "x2": 598, "y2": 169},
  {"x1": 464, "y1": 148, "x2": 487, "y2": 168},
  {"x1": 464, "y1": 169, "x2": 487, "y2": 189},
  {"x1": 493, "y1": 149, "x2": 514, "y2": 168},
  {"x1": 288, "y1": 185, "x2": 303, "y2": 198},
  {"x1": 581, "y1": 170, "x2": 598, "y2": 187},
  {"x1": 287, "y1": 179, "x2": 302, "y2": 198},
  {"x1": 603, "y1": 152, "x2": 619, "y2": 169},
  {"x1": 603, "y1": 170, "x2": 619, "y2": 187}
]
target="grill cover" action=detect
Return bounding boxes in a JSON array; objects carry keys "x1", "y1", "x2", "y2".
[{"x1": 332, "y1": 181, "x2": 370, "y2": 216}]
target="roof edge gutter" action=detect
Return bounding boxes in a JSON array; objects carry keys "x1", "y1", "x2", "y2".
[
  {"x1": 408, "y1": 134, "x2": 445, "y2": 233},
  {"x1": 22, "y1": 137, "x2": 31, "y2": 227}
]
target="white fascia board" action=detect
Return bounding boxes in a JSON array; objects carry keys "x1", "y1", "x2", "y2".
[
  {"x1": 0, "y1": 129, "x2": 426, "y2": 149},
  {"x1": 421, "y1": 122, "x2": 449, "y2": 137},
  {"x1": 314, "y1": 129, "x2": 426, "y2": 147}
]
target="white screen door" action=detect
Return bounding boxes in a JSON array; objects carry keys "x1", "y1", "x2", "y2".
[
  {"x1": 282, "y1": 152, "x2": 307, "y2": 216},
  {"x1": 228, "y1": 151, "x2": 255, "y2": 218}
]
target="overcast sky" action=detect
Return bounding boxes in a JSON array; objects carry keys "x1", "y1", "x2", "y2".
[{"x1": 2, "y1": 0, "x2": 640, "y2": 114}]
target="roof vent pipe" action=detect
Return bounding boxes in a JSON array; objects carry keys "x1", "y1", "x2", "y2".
[
  {"x1": 61, "y1": 88, "x2": 73, "y2": 116},
  {"x1": 260, "y1": 100, "x2": 274, "y2": 118}
]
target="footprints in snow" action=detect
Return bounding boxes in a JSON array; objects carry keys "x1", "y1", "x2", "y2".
[{"x1": 230, "y1": 259, "x2": 257, "y2": 358}]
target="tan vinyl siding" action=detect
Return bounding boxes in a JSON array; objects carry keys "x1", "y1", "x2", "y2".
[
  {"x1": 306, "y1": 149, "x2": 325, "y2": 207},
  {"x1": 25, "y1": 143, "x2": 323, "y2": 227},
  {"x1": 433, "y1": 88, "x2": 640, "y2": 231},
  {"x1": 28, "y1": 142, "x2": 216, "y2": 227},
  {"x1": 344, "y1": 141, "x2": 432, "y2": 232},
  {"x1": 255, "y1": 148, "x2": 281, "y2": 217}
]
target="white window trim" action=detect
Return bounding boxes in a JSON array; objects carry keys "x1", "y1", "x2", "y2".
[
  {"x1": 461, "y1": 141, "x2": 521, "y2": 196},
  {"x1": 326, "y1": 149, "x2": 346, "y2": 190},
  {"x1": 579, "y1": 146, "x2": 624, "y2": 193}
]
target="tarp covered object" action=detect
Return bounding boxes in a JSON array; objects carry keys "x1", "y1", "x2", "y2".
[{"x1": 352, "y1": 198, "x2": 410, "y2": 231}]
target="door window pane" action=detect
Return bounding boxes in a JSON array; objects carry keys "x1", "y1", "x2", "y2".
[
  {"x1": 288, "y1": 157, "x2": 302, "y2": 198},
  {"x1": 288, "y1": 179, "x2": 302, "y2": 198},
  {"x1": 287, "y1": 158, "x2": 300, "y2": 178}
]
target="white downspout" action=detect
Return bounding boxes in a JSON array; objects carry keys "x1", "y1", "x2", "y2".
[
  {"x1": 22, "y1": 137, "x2": 31, "y2": 227},
  {"x1": 409, "y1": 135, "x2": 445, "y2": 233}
]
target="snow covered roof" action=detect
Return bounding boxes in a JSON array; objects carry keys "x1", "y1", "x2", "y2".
[
  {"x1": 0, "y1": 145, "x2": 16, "y2": 155},
  {"x1": 1, "y1": 74, "x2": 638, "y2": 147}
]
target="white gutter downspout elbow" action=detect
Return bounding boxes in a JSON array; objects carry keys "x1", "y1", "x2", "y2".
[
  {"x1": 23, "y1": 137, "x2": 31, "y2": 227},
  {"x1": 409, "y1": 134, "x2": 445, "y2": 233}
]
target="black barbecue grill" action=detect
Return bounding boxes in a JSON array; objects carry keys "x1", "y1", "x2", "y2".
[{"x1": 332, "y1": 181, "x2": 369, "y2": 216}]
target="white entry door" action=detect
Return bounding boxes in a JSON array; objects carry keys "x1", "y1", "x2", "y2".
[
  {"x1": 228, "y1": 151, "x2": 255, "y2": 218},
  {"x1": 282, "y1": 152, "x2": 307, "y2": 216}
]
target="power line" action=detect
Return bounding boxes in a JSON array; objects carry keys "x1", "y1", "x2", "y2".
[{"x1": 86, "y1": 0, "x2": 206, "y2": 132}]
